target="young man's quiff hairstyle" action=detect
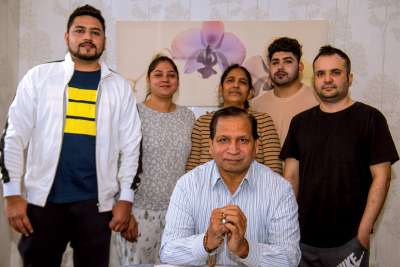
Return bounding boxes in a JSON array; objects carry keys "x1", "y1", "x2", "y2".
[
  {"x1": 67, "y1": 4, "x2": 105, "y2": 32},
  {"x1": 268, "y1": 37, "x2": 302, "y2": 62}
]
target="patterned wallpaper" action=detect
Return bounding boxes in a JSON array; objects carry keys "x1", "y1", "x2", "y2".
[
  {"x1": 0, "y1": 1, "x2": 19, "y2": 267},
  {"x1": 0, "y1": 0, "x2": 399, "y2": 266}
]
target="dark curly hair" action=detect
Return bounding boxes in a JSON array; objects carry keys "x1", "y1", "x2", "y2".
[{"x1": 268, "y1": 37, "x2": 302, "y2": 62}]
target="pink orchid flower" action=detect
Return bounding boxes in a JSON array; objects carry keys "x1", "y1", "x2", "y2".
[
  {"x1": 171, "y1": 21, "x2": 246, "y2": 79},
  {"x1": 243, "y1": 55, "x2": 273, "y2": 97}
]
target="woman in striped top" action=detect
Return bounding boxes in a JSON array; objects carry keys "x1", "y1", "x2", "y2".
[{"x1": 186, "y1": 64, "x2": 282, "y2": 174}]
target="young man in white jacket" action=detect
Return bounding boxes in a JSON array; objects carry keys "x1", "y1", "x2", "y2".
[{"x1": 1, "y1": 5, "x2": 141, "y2": 267}]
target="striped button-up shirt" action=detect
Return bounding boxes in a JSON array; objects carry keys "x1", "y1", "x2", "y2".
[{"x1": 160, "y1": 160, "x2": 300, "y2": 266}]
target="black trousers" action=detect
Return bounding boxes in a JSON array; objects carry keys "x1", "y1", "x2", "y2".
[{"x1": 18, "y1": 199, "x2": 112, "y2": 267}]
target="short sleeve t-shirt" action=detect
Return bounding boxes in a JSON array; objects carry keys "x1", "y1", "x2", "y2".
[{"x1": 280, "y1": 102, "x2": 399, "y2": 247}]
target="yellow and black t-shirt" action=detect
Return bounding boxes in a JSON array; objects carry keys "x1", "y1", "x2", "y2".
[{"x1": 47, "y1": 70, "x2": 100, "y2": 203}]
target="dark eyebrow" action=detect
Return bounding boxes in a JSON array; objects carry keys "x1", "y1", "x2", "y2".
[
  {"x1": 282, "y1": 56, "x2": 294, "y2": 60},
  {"x1": 73, "y1": 25, "x2": 103, "y2": 32},
  {"x1": 89, "y1": 27, "x2": 103, "y2": 32},
  {"x1": 271, "y1": 56, "x2": 295, "y2": 61},
  {"x1": 152, "y1": 70, "x2": 165, "y2": 73}
]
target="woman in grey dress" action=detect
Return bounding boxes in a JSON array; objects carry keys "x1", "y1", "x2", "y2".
[{"x1": 116, "y1": 56, "x2": 195, "y2": 265}]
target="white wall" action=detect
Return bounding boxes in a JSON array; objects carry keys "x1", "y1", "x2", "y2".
[
  {"x1": 0, "y1": 0, "x2": 20, "y2": 267},
  {"x1": 1, "y1": 0, "x2": 399, "y2": 266}
]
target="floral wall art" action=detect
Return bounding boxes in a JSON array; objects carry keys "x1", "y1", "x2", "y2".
[
  {"x1": 1, "y1": 1, "x2": 399, "y2": 266},
  {"x1": 116, "y1": 20, "x2": 328, "y2": 106},
  {"x1": 171, "y1": 21, "x2": 246, "y2": 79}
]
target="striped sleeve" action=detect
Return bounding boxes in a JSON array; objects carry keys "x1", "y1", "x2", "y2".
[
  {"x1": 186, "y1": 113, "x2": 213, "y2": 171},
  {"x1": 160, "y1": 173, "x2": 208, "y2": 265},
  {"x1": 252, "y1": 111, "x2": 283, "y2": 174}
]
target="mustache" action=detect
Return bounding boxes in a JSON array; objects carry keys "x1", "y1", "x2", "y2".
[
  {"x1": 275, "y1": 71, "x2": 287, "y2": 76},
  {"x1": 322, "y1": 84, "x2": 337, "y2": 89},
  {"x1": 79, "y1": 42, "x2": 96, "y2": 48}
]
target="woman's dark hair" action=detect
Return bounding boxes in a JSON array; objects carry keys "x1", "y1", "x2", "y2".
[
  {"x1": 131, "y1": 141, "x2": 142, "y2": 191},
  {"x1": 219, "y1": 64, "x2": 254, "y2": 109},
  {"x1": 145, "y1": 55, "x2": 179, "y2": 99},
  {"x1": 147, "y1": 55, "x2": 179, "y2": 80}
]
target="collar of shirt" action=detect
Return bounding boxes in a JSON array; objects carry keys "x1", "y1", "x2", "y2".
[{"x1": 210, "y1": 160, "x2": 257, "y2": 197}]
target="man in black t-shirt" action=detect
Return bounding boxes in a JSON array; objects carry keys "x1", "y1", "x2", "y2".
[{"x1": 280, "y1": 45, "x2": 398, "y2": 267}]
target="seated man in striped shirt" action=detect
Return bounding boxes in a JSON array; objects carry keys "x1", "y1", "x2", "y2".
[{"x1": 160, "y1": 106, "x2": 300, "y2": 266}]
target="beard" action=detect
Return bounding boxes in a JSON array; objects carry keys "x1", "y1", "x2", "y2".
[
  {"x1": 271, "y1": 68, "x2": 299, "y2": 87},
  {"x1": 316, "y1": 84, "x2": 349, "y2": 103},
  {"x1": 68, "y1": 42, "x2": 104, "y2": 61}
]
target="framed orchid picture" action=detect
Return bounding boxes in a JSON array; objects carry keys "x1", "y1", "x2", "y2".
[{"x1": 116, "y1": 20, "x2": 328, "y2": 106}]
